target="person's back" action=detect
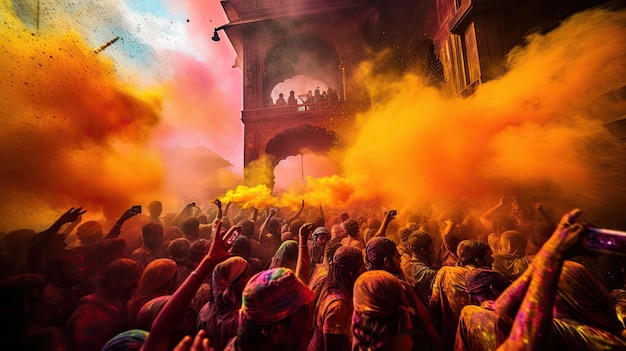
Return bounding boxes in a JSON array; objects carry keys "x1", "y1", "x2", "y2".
[
  {"x1": 401, "y1": 231, "x2": 437, "y2": 307},
  {"x1": 341, "y1": 219, "x2": 364, "y2": 250},
  {"x1": 67, "y1": 258, "x2": 141, "y2": 351},
  {"x1": 430, "y1": 240, "x2": 492, "y2": 351},
  {"x1": 309, "y1": 246, "x2": 365, "y2": 351},
  {"x1": 491, "y1": 230, "x2": 532, "y2": 281}
]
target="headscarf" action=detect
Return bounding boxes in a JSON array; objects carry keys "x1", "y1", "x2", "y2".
[
  {"x1": 229, "y1": 235, "x2": 251, "y2": 258},
  {"x1": 188, "y1": 239, "x2": 210, "y2": 264},
  {"x1": 269, "y1": 240, "x2": 298, "y2": 271},
  {"x1": 168, "y1": 238, "x2": 190, "y2": 261},
  {"x1": 101, "y1": 329, "x2": 148, "y2": 351},
  {"x1": 456, "y1": 240, "x2": 489, "y2": 267},
  {"x1": 407, "y1": 231, "x2": 433, "y2": 251},
  {"x1": 365, "y1": 237, "x2": 398, "y2": 270},
  {"x1": 127, "y1": 258, "x2": 177, "y2": 325},
  {"x1": 555, "y1": 261, "x2": 622, "y2": 333},
  {"x1": 280, "y1": 232, "x2": 295, "y2": 242},
  {"x1": 492, "y1": 232, "x2": 531, "y2": 281},
  {"x1": 327, "y1": 246, "x2": 364, "y2": 298},
  {"x1": 240, "y1": 268, "x2": 315, "y2": 325},
  {"x1": 352, "y1": 270, "x2": 413, "y2": 351},
  {"x1": 465, "y1": 268, "x2": 511, "y2": 305},
  {"x1": 353, "y1": 270, "x2": 408, "y2": 316},
  {"x1": 136, "y1": 295, "x2": 170, "y2": 331},
  {"x1": 499, "y1": 231, "x2": 527, "y2": 256},
  {"x1": 212, "y1": 256, "x2": 249, "y2": 315}
]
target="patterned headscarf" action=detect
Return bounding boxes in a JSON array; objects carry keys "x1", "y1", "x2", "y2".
[
  {"x1": 101, "y1": 329, "x2": 148, "y2": 351},
  {"x1": 269, "y1": 240, "x2": 298, "y2": 271},
  {"x1": 456, "y1": 240, "x2": 489, "y2": 267},
  {"x1": 240, "y1": 268, "x2": 315, "y2": 325},
  {"x1": 465, "y1": 268, "x2": 511, "y2": 305},
  {"x1": 365, "y1": 237, "x2": 397, "y2": 270}
]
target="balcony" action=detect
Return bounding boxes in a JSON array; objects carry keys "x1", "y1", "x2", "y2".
[{"x1": 241, "y1": 100, "x2": 364, "y2": 123}]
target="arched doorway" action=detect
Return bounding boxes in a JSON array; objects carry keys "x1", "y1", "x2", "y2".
[{"x1": 265, "y1": 124, "x2": 342, "y2": 192}]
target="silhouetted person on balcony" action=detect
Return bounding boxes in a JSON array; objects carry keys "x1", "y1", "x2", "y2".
[
  {"x1": 287, "y1": 90, "x2": 297, "y2": 106},
  {"x1": 328, "y1": 87, "x2": 340, "y2": 103},
  {"x1": 314, "y1": 87, "x2": 321, "y2": 102},
  {"x1": 275, "y1": 93, "x2": 287, "y2": 106}
]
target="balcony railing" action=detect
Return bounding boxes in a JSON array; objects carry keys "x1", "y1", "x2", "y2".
[{"x1": 242, "y1": 100, "x2": 347, "y2": 119}]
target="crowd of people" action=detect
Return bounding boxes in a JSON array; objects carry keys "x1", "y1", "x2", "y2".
[
  {"x1": 274, "y1": 87, "x2": 341, "y2": 108},
  {"x1": 1, "y1": 195, "x2": 625, "y2": 351}
]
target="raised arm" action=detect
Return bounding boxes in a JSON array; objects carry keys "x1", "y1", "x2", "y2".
[
  {"x1": 223, "y1": 201, "x2": 232, "y2": 219},
  {"x1": 249, "y1": 207, "x2": 258, "y2": 222},
  {"x1": 104, "y1": 207, "x2": 140, "y2": 239},
  {"x1": 296, "y1": 222, "x2": 314, "y2": 285},
  {"x1": 374, "y1": 209, "x2": 397, "y2": 238},
  {"x1": 211, "y1": 198, "x2": 222, "y2": 223},
  {"x1": 141, "y1": 221, "x2": 231, "y2": 351},
  {"x1": 27, "y1": 207, "x2": 86, "y2": 273},
  {"x1": 170, "y1": 203, "x2": 197, "y2": 228},
  {"x1": 318, "y1": 205, "x2": 325, "y2": 226},
  {"x1": 497, "y1": 209, "x2": 584, "y2": 351},
  {"x1": 480, "y1": 196, "x2": 514, "y2": 231},
  {"x1": 258, "y1": 207, "x2": 277, "y2": 243},
  {"x1": 285, "y1": 200, "x2": 305, "y2": 226}
]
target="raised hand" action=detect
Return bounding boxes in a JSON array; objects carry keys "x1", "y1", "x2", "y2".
[
  {"x1": 299, "y1": 222, "x2": 315, "y2": 239},
  {"x1": 207, "y1": 220, "x2": 231, "y2": 264},
  {"x1": 384, "y1": 209, "x2": 397, "y2": 223},
  {"x1": 58, "y1": 207, "x2": 87, "y2": 224},
  {"x1": 547, "y1": 209, "x2": 585, "y2": 258},
  {"x1": 173, "y1": 330, "x2": 213, "y2": 351},
  {"x1": 212, "y1": 198, "x2": 222, "y2": 208}
]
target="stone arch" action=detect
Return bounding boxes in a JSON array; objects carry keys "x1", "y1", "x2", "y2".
[
  {"x1": 264, "y1": 124, "x2": 343, "y2": 165},
  {"x1": 263, "y1": 34, "x2": 341, "y2": 107}
]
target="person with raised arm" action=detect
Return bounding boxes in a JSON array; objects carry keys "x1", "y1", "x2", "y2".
[
  {"x1": 140, "y1": 220, "x2": 233, "y2": 351},
  {"x1": 496, "y1": 209, "x2": 626, "y2": 351},
  {"x1": 26, "y1": 207, "x2": 86, "y2": 274},
  {"x1": 372, "y1": 209, "x2": 397, "y2": 241}
]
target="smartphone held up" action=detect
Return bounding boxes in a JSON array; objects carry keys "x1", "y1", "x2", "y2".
[
  {"x1": 223, "y1": 226, "x2": 242, "y2": 248},
  {"x1": 130, "y1": 205, "x2": 142, "y2": 215},
  {"x1": 583, "y1": 227, "x2": 626, "y2": 256}
]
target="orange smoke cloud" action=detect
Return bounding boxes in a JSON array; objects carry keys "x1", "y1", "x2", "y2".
[
  {"x1": 0, "y1": 2, "x2": 163, "y2": 231},
  {"x1": 233, "y1": 8, "x2": 626, "y2": 227},
  {"x1": 341, "y1": 8, "x2": 626, "y2": 225}
]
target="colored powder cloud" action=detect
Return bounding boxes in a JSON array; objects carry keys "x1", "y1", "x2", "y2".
[
  {"x1": 227, "y1": 8, "x2": 626, "y2": 227},
  {"x1": 0, "y1": 0, "x2": 163, "y2": 230}
]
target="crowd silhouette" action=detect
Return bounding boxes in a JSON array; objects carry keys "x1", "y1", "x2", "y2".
[{"x1": 1, "y1": 195, "x2": 625, "y2": 351}]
